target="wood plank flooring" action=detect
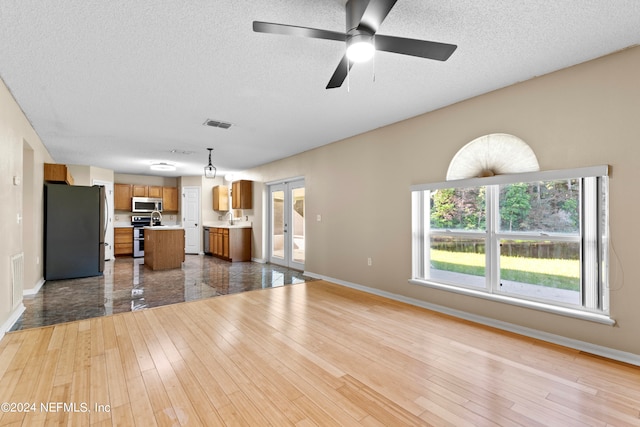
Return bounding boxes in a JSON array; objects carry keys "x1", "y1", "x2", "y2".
[{"x1": 1, "y1": 280, "x2": 639, "y2": 426}]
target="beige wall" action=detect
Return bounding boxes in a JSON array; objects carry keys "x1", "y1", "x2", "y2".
[
  {"x1": 0, "y1": 78, "x2": 53, "y2": 332},
  {"x1": 245, "y1": 46, "x2": 640, "y2": 356}
]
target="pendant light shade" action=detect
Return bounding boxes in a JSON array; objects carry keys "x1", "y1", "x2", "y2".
[{"x1": 204, "y1": 148, "x2": 217, "y2": 179}]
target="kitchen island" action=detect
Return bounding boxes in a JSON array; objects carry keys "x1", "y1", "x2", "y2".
[{"x1": 144, "y1": 226, "x2": 185, "y2": 270}]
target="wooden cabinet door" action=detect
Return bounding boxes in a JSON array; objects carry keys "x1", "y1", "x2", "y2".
[
  {"x1": 213, "y1": 186, "x2": 229, "y2": 211},
  {"x1": 114, "y1": 228, "x2": 133, "y2": 255},
  {"x1": 148, "y1": 186, "x2": 163, "y2": 198},
  {"x1": 222, "y1": 229, "x2": 229, "y2": 259},
  {"x1": 132, "y1": 185, "x2": 148, "y2": 197},
  {"x1": 114, "y1": 184, "x2": 132, "y2": 211},
  {"x1": 213, "y1": 228, "x2": 220, "y2": 256},
  {"x1": 232, "y1": 180, "x2": 253, "y2": 209},
  {"x1": 162, "y1": 187, "x2": 179, "y2": 212}
]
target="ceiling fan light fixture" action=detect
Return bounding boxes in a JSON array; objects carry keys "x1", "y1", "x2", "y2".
[
  {"x1": 204, "y1": 148, "x2": 217, "y2": 179},
  {"x1": 346, "y1": 32, "x2": 374, "y2": 62}
]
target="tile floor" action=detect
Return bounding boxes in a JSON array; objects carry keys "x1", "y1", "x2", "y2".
[{"x1": 11, "y1": 255, "x2": 315, "y2": 331}]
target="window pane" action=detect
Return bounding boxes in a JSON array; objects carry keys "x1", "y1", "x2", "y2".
[
  {"x1": 430, "y1": 236, "x2": 485, "y2": 288},
  {"x1": 499, "y1": 179, "x2": 580, "y2": 233},
  {"x1": 430, "y1": 187, "x2": 486, "y2": 231},
  {"x1": 499, "y1": 240, "x2": 580, "y2": 305}
]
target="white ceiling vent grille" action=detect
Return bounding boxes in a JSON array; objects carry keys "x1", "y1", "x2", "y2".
[{"x1": 204, "y1": 119, "x2": 232, "y2": 129}]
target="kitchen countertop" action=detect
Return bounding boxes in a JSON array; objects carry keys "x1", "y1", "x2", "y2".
[
  {"x1": 143, "y1": 225, "x2": 184, "y2": 230},
  {"x1": 203, "y1": 223, "x2": 252, "y2": 229}
]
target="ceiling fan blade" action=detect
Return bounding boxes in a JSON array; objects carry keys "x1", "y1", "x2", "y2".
[
  {"x1": 357, "y1": 0, "x2": 398, "y2": 33},
  {"x1": 375, "y1": 34, "x2": 457, "y2": 61},
  {"x1": 253, "y1": 21, "x2": 346, "y2": 42},
  {"x1": 326, "y1": 55, "x2": 354, "y2": 89}
]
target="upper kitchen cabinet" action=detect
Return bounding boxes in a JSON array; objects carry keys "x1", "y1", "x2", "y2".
[
  {"x1": 148, "y1": 186, "x2": 163, "y2": 198},
  {"x1": 213, "y1": 185, "x2": 229, "y2": 211},
  {"x1": 114, "y1": 184, "x2": 132, "y2": 211},
  {"x1": 133, "y1": 184, "x2": 163, "y2": 197},
  {"x1": 44, "y1": 163, "x2": 74, "y2": 185},
  {"x1": 163, "y1": 186, "x2": 179, "y2": 212},
  {"x1": 232, "y1": 180, "x2": 253, "y2": 209}
]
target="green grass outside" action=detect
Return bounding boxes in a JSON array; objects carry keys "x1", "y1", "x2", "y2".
[{"x1": 430, "y1": 249, "x2": 580, "y2": 291}]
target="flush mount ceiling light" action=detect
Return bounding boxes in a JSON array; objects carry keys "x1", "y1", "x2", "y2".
[
  {"x1": 204, "y1": 148, "x2": 217, "y2": 179},
  {"x1": 446, "y1": 133, "x2": 539, "y2": 180},
  {"x1": 150, "y1": 162, "x2": 176, "y2": 171}
]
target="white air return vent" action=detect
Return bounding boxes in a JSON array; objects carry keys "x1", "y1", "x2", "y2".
[{"x1": 203, "y1": 119, "x2": 232, "y2": 129}]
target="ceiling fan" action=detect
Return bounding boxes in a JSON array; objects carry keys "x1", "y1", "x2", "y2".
[{"x1": 253, "y1": 0, "x2": 457, "y2": 89}]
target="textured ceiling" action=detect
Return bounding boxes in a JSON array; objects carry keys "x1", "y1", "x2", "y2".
[{"x1": 1, "y1": 1, "x2": 639, "y2": 177}]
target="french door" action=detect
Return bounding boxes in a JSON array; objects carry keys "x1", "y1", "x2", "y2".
[{"x1": 269, "y1": 179, "x2": 305, "y2": 270}]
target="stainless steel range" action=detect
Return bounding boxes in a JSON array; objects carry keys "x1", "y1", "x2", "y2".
[{"x1": 131, "y1": 215, "x2": 151, "y2": 258}]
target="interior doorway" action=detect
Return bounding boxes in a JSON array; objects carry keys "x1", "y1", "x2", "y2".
[
  {"x1": 269, "y1": 179, "x2": 305, "y2": 270},
  {"x1": 182, "y1": 186, "x2": 201, "y2": 254}
]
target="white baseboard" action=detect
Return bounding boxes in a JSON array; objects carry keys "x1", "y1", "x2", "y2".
[
  {"x1": 23, "y1": 277, "x2": 45, "y2": 296},
  {"x1": 305, "y1": 272, "x2": 640, "y2": 367},
  {"x1": 0, "y1": 304, "x2": 26, "y2": 340},
  {"x1": 252, "y1": 257, "x2": 267, "y2": 264}
]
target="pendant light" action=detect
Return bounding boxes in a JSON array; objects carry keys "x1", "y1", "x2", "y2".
[{"x1": 204, "y1": 148, "x2": 217, "y2": 179}]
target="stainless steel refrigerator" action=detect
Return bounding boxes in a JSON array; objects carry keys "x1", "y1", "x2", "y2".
[{"x1": 44, "y1": 183, "x2": 106, "y2": 280}]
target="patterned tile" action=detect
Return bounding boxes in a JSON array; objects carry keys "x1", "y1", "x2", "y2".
[{"x1": 12, "y1": 255, "x2": 315, "y2": 331}]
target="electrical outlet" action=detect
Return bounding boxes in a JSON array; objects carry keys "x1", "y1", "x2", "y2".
[
  {"x1": 367, "y1": 257, "x2": 372, "y2": 266},
  {"x1": 36, "y1": 256, "x2": 40, "y2": 265},
  {"x1": 317, "y1": 214, "x2": 322, "y2": 222}
]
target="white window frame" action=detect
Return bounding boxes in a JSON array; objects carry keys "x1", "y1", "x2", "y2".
[{"x1": 410, "y1": 165, "x2": 613, "y2": 325}]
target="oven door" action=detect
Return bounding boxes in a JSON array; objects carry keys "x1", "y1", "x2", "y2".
[{"x1": 133, "y1": 227, "x2": 145, "y2": 258}]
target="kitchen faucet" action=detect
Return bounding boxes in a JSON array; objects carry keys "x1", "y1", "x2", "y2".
[
  {"x1": 227, "y1": 210, "x2": 234, "y2": 225},
  {"x1": 151, "y1": 203, "x2": 162, "y2": 226}
]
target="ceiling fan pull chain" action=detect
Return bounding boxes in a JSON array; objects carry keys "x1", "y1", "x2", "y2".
[
  {"x1": 372, "y1": 36, "x2": 376, "y2": 83},
  {"x1": 347, "y1": 56, "x2": 351, "y2": 93}
]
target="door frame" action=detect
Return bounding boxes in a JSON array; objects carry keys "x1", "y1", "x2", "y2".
[{"x1": 267, "y1": 177, "x2": 305, "y2": 270}]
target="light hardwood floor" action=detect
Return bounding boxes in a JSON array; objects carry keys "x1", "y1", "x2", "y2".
[{"x1": 1, "y1": 280, "x2": 639, "y2": 426}]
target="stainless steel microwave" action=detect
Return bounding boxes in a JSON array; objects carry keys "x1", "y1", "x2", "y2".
[{"x1": 132, "y1": 197, "x2": 163, "y2": 213}]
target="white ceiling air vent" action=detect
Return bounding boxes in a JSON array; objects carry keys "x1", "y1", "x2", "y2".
[{"x1": 203, "y1": 119, "x2": 232, "y2": 129}]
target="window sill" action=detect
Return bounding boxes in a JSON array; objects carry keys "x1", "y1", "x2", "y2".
[{"x1": 409, "y1": 279, "x2": 616, "y2": 326}]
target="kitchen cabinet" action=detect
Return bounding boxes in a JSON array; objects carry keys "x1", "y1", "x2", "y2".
[
  {"x1": 132, "y1": 185, "x2": 148, "y2": 197},
  {"x1": 114, "y1": 228, "x2": 133, "y2": 256},
  {"x1": 209, "y1": 227, "x2": 251, "y2": 262},
  {"x1": 132, "y1": 184, "x2": 162, "y2": 198},
  {"x1": 44, "y1": 163, "x2": 74, "y2": 185},
  {"x1": 213, "y1": 185, "x2": 229, "y2": 211},
  {"x1": 144, "y1": 227, "x2": 185, "y2": 270},
  {"x1": 114, "y1": 184, "x2": 132, "y2": 211},
  {"x1": 149, "y1": 186, "x2": 163, "y2": 198},
  {"x1": 232, "y1": 180, "x2": 253, "y2": 209},
  {"x1": 163, "y1": 186, "x2": 179, "y2": 212}
]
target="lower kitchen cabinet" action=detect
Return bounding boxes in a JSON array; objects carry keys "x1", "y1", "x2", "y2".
[
  {"x1": 114, "y1": 228, "x2": 133, "y2": 256},
  {"x1": 209, "y1": 227, "x2": 251, "y2": 262}
]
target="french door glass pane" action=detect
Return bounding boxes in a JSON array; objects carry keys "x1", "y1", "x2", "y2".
[
  {"x1": 498, "y1": 239, "x2": 580, "y2": 305},
  {"x1": 291, "y1": 187, "x2": 305, "y2": 263},
  {"x1": 271, "y1": 190, "x2": 284, "y2": 260},
  {"x1": 429, "y1": 236, "x2": 485, "y2": 289}
]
